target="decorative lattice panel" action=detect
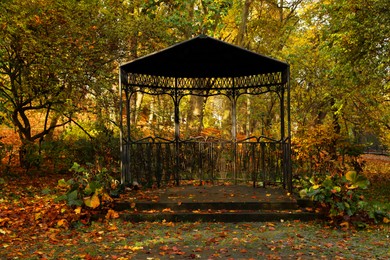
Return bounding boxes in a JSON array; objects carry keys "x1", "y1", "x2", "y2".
[{"x1": 125, "y1": 72, "x2": 285, "y2": 96}]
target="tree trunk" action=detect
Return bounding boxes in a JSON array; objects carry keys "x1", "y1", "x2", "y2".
[{"x1": 236, "y1": 0, "x2": 253, "y2": 46}]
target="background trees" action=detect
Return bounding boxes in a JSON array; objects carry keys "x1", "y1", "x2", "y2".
[
  {"x1": 287, "y1": 0, "x2": 389, "y2": 148},
  {"x1": 0, "y1": 0, "x2": 168, "y2": 168},
  {"x1": 0, "y1": 0, "x2": 388, "y2": 171}
]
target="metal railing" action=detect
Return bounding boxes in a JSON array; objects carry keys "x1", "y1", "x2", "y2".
[{"x1": 123, "y1": 136, "x2": 291, "y2": 189}]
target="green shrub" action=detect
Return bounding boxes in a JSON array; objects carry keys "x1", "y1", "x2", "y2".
[
  {"x1": 300, "y1": 170, "x2": 371, "y2": 224},
  {"x1": 19, "y1": 142, "x2": 43, "y2": 171},
  {"x1": 56, "y1": 162, "x2": 120, "y2": 209}
]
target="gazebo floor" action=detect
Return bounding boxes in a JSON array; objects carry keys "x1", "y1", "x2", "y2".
[{"x1": 114, "y1": 184, "x2": 321, "y2": 222}]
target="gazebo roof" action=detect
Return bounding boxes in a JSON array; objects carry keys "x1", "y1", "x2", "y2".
[{"x1": 120, "y1": 35, "x2": 289, "y2": 79}]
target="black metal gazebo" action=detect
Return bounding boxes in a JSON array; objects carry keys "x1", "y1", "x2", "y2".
[{"x1": 119, "y1": 35, "x2": 292, "y2": 191}]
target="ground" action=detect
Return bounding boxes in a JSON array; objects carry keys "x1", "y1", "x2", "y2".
[{"x1": 0, "y1": 154, "x2": 389, "y2": 259}]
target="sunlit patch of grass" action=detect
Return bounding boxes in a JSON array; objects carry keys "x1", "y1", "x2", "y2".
[
  {"x1": 360, "y1": 154, "x2": 390, "y2": 217},
  {"x1": 362, "y1": 154, "x2": 390, "y2": 180}
]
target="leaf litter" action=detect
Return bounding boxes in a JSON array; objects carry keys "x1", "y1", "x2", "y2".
[{"x1": 0, "y1": 174, "x2": 389, "y2": 259}]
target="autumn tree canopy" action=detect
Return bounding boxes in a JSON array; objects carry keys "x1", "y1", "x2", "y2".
[{"x1": 0, "y1": 0, "x2": 389, "y2": 168}]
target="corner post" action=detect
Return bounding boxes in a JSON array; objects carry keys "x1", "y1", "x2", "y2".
[
  {"x1": 174, "y1": 78, "x2": 180, "y2": 185},
  {"x1": 286, "y1": 66, "x2": 292, "y2": 192},
  {"x1": 231, "y1": 78, "x2": 237, "y2": 184},
  {"x1": 119, "y1": 68, "x2": 131, "y2": 184}
]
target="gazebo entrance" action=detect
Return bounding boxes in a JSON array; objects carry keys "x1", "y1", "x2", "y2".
[{"x1": 119, "y1": 35, "x2": 291, "y2": 191}]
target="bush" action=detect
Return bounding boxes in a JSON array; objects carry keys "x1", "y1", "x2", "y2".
[
  {"x1": 58, "y1": 122, "x2": 120, "y2": 171},
  {"x1": 56, "y1": 162, "x2": 121, "y2": 209},
  {"x1": 300, "y1": 170, "x2": 369, "y2": 219},
  {"x1": 299, "y1": 169, "x2": 390, "y2": 226}
]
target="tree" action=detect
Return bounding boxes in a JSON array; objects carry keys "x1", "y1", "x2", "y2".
[
  {"x1": 0, "y1": 0, "x2": 136, "y2": 166},
  {"x1": 287, "y1": 1, "x2": 390, "y2": 147}
]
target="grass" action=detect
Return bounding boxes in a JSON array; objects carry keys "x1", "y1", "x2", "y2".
[{"x1": 361, "y1": 154, "x2": 390, "y2": 218}]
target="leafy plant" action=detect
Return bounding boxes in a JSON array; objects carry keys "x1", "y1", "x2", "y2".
[
  {"x1": 56, "y1": 163, "x2": 120, "y2": 209},
  {"x1": 299, "y1": 170, "x2": 371, "y2": 224}
]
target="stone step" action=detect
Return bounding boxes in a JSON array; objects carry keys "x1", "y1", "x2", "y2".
[
  {"x1": 113, "y1": 186, "x2": 321, "y2": 223},
  {"x1": 118, "y1": 209, "x2": 321, "y2": 223},
  {"x1": 114, "y1": 201, "x2": 299, "y2": 212}
]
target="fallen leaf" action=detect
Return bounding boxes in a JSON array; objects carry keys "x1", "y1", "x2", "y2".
[
  {"x1": 74, "y1": 207, "x2": 82, "y2": 214},
  {"x1": 56, "y1": 219, "x2": 68, "y2": 228},
  {"x1": 219, "y1": 231, "x2": 228, "y2": 238},
  {"x1": 101, "y1": 192, "x2": 113, "y2": 203},
  {"x1": 125, "y1": 245, "x2": 143, "y2": 251},
  {"x1": 106, "y1": 209, "x2": 119, "y2": 219},
  {"x1": 162, "y1": 208, "x2": 174, "y2": 213},
  {"x1": 49, "y1": 233, "x2": 59, "y2": 242},
  {"x1": 325, "y1": 243, "x2": 333, "y2": 248},
  {"x1": 35, "y1": 212, "x2": 42, "y2": 220},
  {"x1": 340, "y1": 221, "x2": 349, "y2": 229},
  {"x1": 0, "y1": 228, "x2": 10, "y2": 235},
  {"x1": 84, "y1": 193, "x2": 100, "y2": 209},
  {"x1": 160, "y1": 245, "x2": 169, "y2": 251},
  {"x1": 107, "y1": 225, "x2": 118, "y2": 231}
]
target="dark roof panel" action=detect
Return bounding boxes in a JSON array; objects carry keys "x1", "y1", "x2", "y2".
[{"x1": 120, "y1": 35, "x2": 288, "y2": 78}]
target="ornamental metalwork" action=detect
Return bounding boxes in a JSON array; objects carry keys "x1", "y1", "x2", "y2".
[{"x1": 119, "y1": 35, "x2": 292, "y2": 191}]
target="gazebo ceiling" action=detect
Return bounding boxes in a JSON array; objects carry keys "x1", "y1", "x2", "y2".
[{"x1": 120, "y1": 35, "x2": 289, "y2": 79}]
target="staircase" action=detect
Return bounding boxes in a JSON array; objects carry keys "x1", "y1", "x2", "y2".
[{"x1": 113, "y1": 185, "x2": 321, "y2": 222}]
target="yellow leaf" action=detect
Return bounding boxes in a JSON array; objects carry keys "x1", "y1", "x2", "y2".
[
  {"x1": 312, "y1": 184, "x2": 320, "y2": 190},
  {"x1": 57, "y1": 219, "x2": 68, "y2": 228},
  {"x1": 383, "y1": 217, "x2": 390, "y2": 224},
  {"x1": 124, "y1": 245, "x2": 143, "y2": 251},
  {"x1": 345, "y1": 171, "x2": 357, "y2": 182},
  {"x1": 74, "y1": 207, "x2": 82, "y2": 214},
  {"x1": 84, "y1": 193, "x2": 100, "y2": 208},
  {"x1": 0, "y1": 229, "x2": 8, "y2": 235},
  {"x1": 107, "y1": 225, "x2": 118, "y2": 231},
  {"x1": 35, "y1": 212, "x2": 42, "y2": 220}
]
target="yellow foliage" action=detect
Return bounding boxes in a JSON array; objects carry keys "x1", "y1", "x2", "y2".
[{"x1": 84, "y1": 192, "x2": 100, "y2": 208}]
